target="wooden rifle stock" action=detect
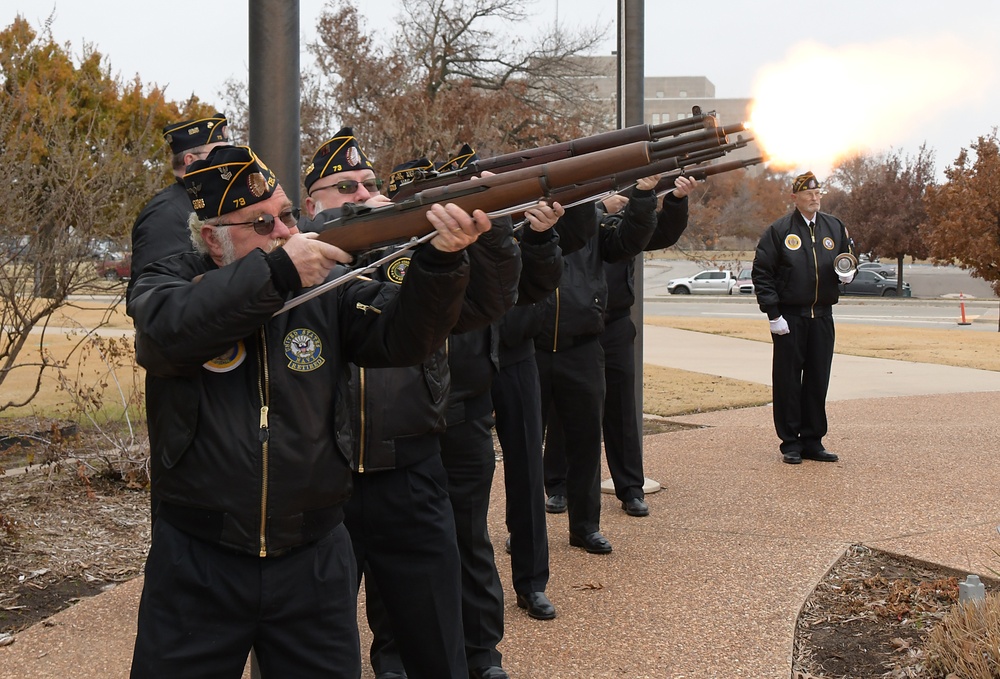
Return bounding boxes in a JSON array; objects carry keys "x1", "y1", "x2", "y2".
[
  {"x1": 522, "y1": 135, "x2": 756, "y2": 216},
  {"x1": 389, "y1": 109, "x2": 721, "y2": 201},
  {"x1": 312, "y1": 141, "x2": 656, "y2": 253}
]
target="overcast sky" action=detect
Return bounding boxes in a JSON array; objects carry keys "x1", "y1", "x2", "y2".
[{"x1": 3, "y1": 0, "x2": 998, "y2": 175}]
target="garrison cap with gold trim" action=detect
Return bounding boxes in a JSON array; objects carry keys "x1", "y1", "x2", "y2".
[
  {"x1": 304, "y1": 127, "x2": 375, "y2": 192},
  {"x1": 162, "y1": 113, "x2": 230, "y2": 155},
  {"x1": 436, "y1": 143, "x2": 479, "y2": 172},
  {"x1": 182, "y1": 145, "x2": 277, "y2": 219},
  {"x1": 792, "y1": 171, "x2": 821, "y2": 193},
  {"x1": 386, "y1": 157, "x2": 435, "y2": 198}
]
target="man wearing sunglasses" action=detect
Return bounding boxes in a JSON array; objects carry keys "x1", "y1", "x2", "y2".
[
  {"x1": 127, "y1": 144, "x2": 491, "y2": 678},
  {"x1": 127, "y1": 112, "x2": 232, "y2": 305},
  {"x1": 303, "y1": 126, "x2": 392, "y2": 217}
]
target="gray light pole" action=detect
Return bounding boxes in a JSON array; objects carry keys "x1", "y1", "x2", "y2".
[
  {"x1": 616, "y1": 0, "x2": 660, "y2": 494},
  {"x1": 248, "y1": 0, "x2": 301, "y2": 207},
  {"x1": 247, "y1": 9, "x2": 300, "y2": 678}
]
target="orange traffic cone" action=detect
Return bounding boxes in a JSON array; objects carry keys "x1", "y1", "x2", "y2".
[{"x1": 958, "y1": 292, "x2": 972, "y2": 326}]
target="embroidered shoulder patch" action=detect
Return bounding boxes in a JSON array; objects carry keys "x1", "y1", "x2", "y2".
[
  {"x1": 203, "y1": 341, "x2": 246, "y2": 373},
  {"x1": 784, "y1": 234, "x2": 802, "y2": 251},
  {"x1": 386, "y1": 256, "x2": 410, "y2": 284},
  {"x1": 284, "y1": 329, "x2": 326, "y2": 372}
]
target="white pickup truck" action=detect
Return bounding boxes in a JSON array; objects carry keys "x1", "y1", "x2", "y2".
[{"x1": 666, "y1": 269, "x2": 737, "y2": 295}]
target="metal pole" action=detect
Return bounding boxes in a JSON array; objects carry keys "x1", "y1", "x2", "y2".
[
  {"x1": 620, "y1": 0, "x2": 657, "y2": 492},
  {"x1": 249, "y1": 0, "x2": 301, "y2": 207},
  {"x1": 248, "y1": 10, "x2": 299, "y2": 677}
]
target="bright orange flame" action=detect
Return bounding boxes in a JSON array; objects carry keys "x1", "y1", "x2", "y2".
[{"x1": 750, "y1": 37, "x2": 982, "y2": 174}]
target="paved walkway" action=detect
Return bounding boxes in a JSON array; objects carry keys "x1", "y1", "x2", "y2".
[{"x1": 3, "y1": 327, "x2": 1000, "y2": 678}]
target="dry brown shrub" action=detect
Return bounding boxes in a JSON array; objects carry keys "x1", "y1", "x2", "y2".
[{"x1": 925, "y1": 593, "x2": 1000, "y2": 677}]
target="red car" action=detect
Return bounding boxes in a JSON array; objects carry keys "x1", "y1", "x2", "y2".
[{"x1": 96, "y1": 253, "x2": 131, "y2": 281}]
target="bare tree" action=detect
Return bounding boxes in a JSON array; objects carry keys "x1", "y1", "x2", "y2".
[{"x1": 303, "y1": 0, "x2": 612, "y2": 174}]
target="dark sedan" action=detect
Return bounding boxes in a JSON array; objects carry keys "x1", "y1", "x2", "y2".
[{"x1": 840, "y1": 270, "x2": 911, "y2": 297}]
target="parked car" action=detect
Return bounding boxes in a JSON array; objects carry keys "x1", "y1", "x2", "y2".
[
  {"x1": 840, "y1": 270, "x2": 911, "y2": 297},
  {"x1": 666, "y1": 270, "x2": 736, "y2": 295},
  {"x1": 857, "y1": 261, "x2": 896, "y2": 278},
  {"x1": 96, "y1": 252, "x2": 131, "y2": 281},
  {"x1": 735, "y1": 268, "x2": 754, "y2": 295}
]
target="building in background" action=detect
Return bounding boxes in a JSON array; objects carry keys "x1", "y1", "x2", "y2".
[{"x1": 578, "y1": 55, "x2": 760, "y2": 165}]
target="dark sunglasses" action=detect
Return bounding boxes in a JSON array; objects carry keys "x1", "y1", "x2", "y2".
[
  {"x1": 218, "y1": 208, "x2": 300, "y2": 235},
  {"x1": 310, "y1": 178, "x2": 383, "y2": 196}
]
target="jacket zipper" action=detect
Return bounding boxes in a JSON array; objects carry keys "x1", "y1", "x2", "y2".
[
  {"x1": 357, "y1": 367, "x2": 367, "y2": 472},
  {"x1": 551, "y1": 287, "x2": 561, "y2": 352},
  {"x1": 353, "y1": 301, "x2": 379, "y2": 473},
  {"x1": 257, "y1": 327, "x2": 271, "y2": 557},
  {"x1": 809, "y1": 222, "x2": 819, "y2": 318}
]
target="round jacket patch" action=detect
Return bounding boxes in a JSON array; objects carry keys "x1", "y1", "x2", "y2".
[
  {"x1": 386, "y1": 256, "x2": 410, "y2": 284},
  {"x1": 203, "y1": 341, "x2": 246, "y2": 373},
  {"x1": 784, "y1": 234, "x2": 802, "y2": 251},
  {"x1": 823, "y1": 237, "x2": 835, "y2": 250},
  {"x1": 284, "y1": 329, "x2": 326, "y2": 372}
]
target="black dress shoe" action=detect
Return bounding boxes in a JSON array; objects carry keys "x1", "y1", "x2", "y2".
[
  {"x1": 569, "y1": 531, "x2": 612, "y2": 554},
  {"x1": 621, "y1": 497, "x2": 649, "y2": 517},
  {"x1": 544, "y1": 494, "x2": 567, "y2": 514},
  {"x1": 470, "y1": 666, "x2": 510, "y2": 679},
  {"x1": 802, "y1": 449, "x2": 839, "y2": 462},
  {"x1": 782, "y1": 451, "x2": 802, "y2": 464},
  {"x1": 516, "y1": 591, "x2": 557, "y2": 620}
]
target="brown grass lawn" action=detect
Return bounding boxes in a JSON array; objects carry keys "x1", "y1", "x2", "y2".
[{"x1": 3, "y1": 298, "x2": 998, "y2": 422}]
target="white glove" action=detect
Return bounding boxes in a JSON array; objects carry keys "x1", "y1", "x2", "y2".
[
  {"x1": 838, "y1": 272, "x2": 855, "y2": 284},
  {"x1": 769, "y1": 316, "x2": 790, "y2": 335}
]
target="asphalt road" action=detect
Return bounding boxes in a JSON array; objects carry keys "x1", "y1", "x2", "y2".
[
  {"x1": 643, "y1": 258, "x2": 998, "y2": 300},
  {"x1": 641, "y1": 259, "x2": 1000, "y2": 332}
]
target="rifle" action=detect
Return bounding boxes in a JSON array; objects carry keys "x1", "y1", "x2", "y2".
[
  {"x1": 388, "y1": 106, "x2": 720, "y2": 201},
  {"x1": 654, "y1": 155, "x2": 765, "y2": 194},
  {"x1": 527, "y1": 137, "x2": 757, "y2": 214},
  {"x1": 311, "y1": 124, "x2": 746, "y2": 254}
]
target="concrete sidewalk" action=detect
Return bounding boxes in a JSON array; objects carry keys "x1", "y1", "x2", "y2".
[{"x1": 3, "y1": 327, "x2": 1000, "y2": 678}]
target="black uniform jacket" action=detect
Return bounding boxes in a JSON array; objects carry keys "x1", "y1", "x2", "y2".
[
  {"x1": 752, "y1": 209, "x2": 852, "y2": 320},
  {"x1": 326, "y1": 217, "x2": 521, "y2": 472},
  {"x1": 126, "y1": 180, "x2": 194, "y2": 305},
  {"x1": 533, "y1": 188, "x2": 658, "y2": 352},
  {"x1": 497, "y1": 226, "x2": 564, "y2": 368},
  {"x1": 604, "y1": 192, "x2": 688, "y2": 319},
  {"x1": 129, "y1": 244, "x2": 470, "y2": 556}
]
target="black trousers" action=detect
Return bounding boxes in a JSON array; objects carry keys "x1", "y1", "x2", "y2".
[
  {"x1": 599, "y1": 315, "x2": 646, "y2": 501},
  {"x1": 440, "y1": 411, "x2": 505, "y2": 669},
  {"x1": 492, "y1": 354, "x2": 550, "y2": 595},
  {"x1": 770, "y1": 314, "x2": 835, "y2": 454},
  {"x1": 345, "y1": 454, "x2": 467, "y2": 679},
  {"x1": 130, "y1": 520, "x2": 359, "y2": 679},
  {"x1": 538, "y1": 338, "x2": 606, "y2": 536}
]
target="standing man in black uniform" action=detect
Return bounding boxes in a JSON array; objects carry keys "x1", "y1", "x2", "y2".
[
  {"x1": 595, "y1": 175, "x2": 695, "y2": 516},
  {"x1": 752, "y1": 171, "x2": 854, "y2": 465},
  {"x1": 126, "y1": 112, "x2": 231, "y2": 304},
  {"x1": 127, "y1": 144, "x2": 491, "y2": 678},
  {"x1": 542, "y1": 175, "x2": 683, "y2": 519},
  {"x1": 537, "y1": 174, "x2": 660, "y2": 555},
  {"x1": 492, "y1": 218, "x2": 565, "y2": 622}
]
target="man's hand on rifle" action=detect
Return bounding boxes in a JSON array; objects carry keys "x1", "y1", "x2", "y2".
[
  {"x1": 426, "y1": 203, "x2": 492, "y2": 252},
  {"x1": 636, "y1": 174, "x2": 662, "y2": 191},
  {"x1": 524, "y1": 201, "x2": 565, "y2": 233},
  {"x1": 601, "y1": 194, "x2": 629, "y2": 215},
  {"x1": 672, "y1": 175, "x2": 696, "y2": 198},
  {"x1": 281, "y1": 232, "x2": 354, "y2": 288}
]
